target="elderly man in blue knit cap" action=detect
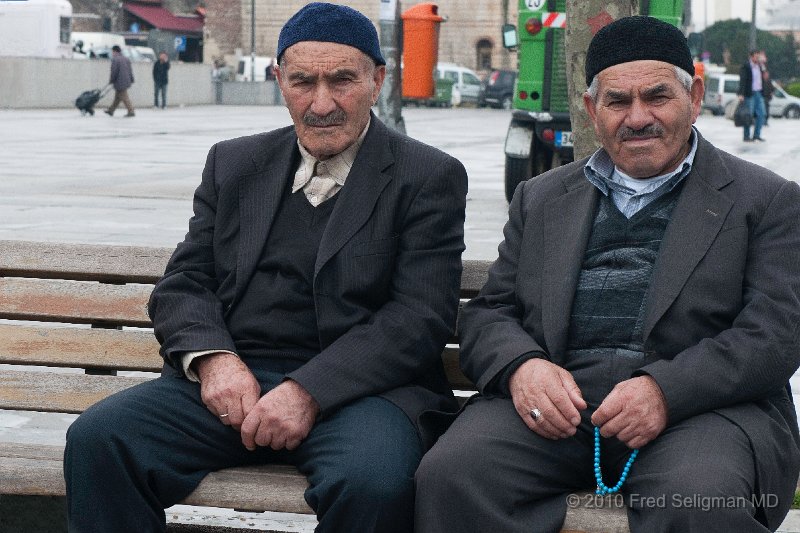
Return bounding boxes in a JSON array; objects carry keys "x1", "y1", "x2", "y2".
[
  {"x1": 63, "y1": 3, "x2": 467, "y2": 531},
  {"x1": 416, "y1": 15, "x2": 800, "y2": 533}
]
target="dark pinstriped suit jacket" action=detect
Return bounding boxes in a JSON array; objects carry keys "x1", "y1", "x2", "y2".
[
  {"x1": 148, "y1": 115, "x2": 467, "y2": 447},
  {"x1": 461, "y1": 132, "x2": 800, "y2": 528}
]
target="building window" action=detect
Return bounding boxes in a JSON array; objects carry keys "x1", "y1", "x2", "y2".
[{"x1": 476, "y1": 38, "x2": 493, "y2": 70}]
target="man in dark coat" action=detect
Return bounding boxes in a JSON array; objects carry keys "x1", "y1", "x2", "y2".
[
  {"x1": 737, "y1": 49, "x2": 767, "y2": 141},
  {"x1": 416, "y1": 16, "x2": 800, "y2": 533},
  {"x1": 64, "y1": 4, "x2": 467, "y2": 532},
  {"x1": 152, "y1": 50, "x2": 170, "y2": 109},
  {"x1": 105, "y1": 44, "x2": 135, "y2": 117}
]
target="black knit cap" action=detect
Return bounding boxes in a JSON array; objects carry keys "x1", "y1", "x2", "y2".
[
  {"x1": 585, "y1": 16, "x2": 694, "y2": 86},
  {"x1": 277, "y1": 2, "x2": 385, "y2": 66}
]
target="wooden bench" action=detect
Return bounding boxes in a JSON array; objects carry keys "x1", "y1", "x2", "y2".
[{"x1": 0, "y1": 240, "x2": 630, "y2": 532}]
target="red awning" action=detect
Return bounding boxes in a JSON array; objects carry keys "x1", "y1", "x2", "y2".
[{"x1": 124, "y1": 3, "x2": 203, "y2": 35}]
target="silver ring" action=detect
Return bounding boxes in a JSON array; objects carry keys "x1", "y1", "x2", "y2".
[
  {"x1": 219, "y1": 413, "x2": 229, "y2": 418},
  {"x1": 530, "y1": 408, "x2": 542, "y2": 421}
]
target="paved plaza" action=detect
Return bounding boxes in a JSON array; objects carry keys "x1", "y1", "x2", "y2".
[{"x1": 2, "y1": 105, "x2": 800, "y2": 530}]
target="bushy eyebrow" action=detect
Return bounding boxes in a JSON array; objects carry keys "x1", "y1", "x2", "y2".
[
  {"x1": 641, "y1": 83, "x2": 672, "y2": 98},
  {"x1": 602, "y1": 83, "x2": 673, "y2": 101},
  {"x1": 286, "y1": 66, "x2": 362, "y2": 84}
]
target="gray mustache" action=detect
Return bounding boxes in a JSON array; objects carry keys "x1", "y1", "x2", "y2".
[
  {"x1": 617, "y1": 124, "x2": 663, "y2": 140},
  {"x1": 304, "y1": 110, "x2": 347, "y2": 127}
]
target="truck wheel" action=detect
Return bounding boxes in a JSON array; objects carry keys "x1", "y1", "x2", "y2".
[
  {"x1": 505, "y1": 155, "x2": 532, "y2": 202},
  {"x1": 505, "y1": 142, "x2": 553, "y2": 202}
]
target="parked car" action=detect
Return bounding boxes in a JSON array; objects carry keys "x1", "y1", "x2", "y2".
[
  {"x1": 122, "y1": 45, "x2": 154, "y2": 62},
  {"x1": 436, "y1": 62, "x2": 482, "y2": 106},
  {"x1": 478, "y1": 69, "x2": 517, "y2": 109},
  {"x1": 720, "y1": 78, "x2": 800, "y2": 120},
  {"x1": 703, "y1": 72, "x2": 739, "y2": 116},
  {"x1": 767, "y1": 82, "x2": 800, "y2": 119}
]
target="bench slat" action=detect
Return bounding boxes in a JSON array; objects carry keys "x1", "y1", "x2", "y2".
[
  {"x1": 460, "y1": 259, "x2": 492, "y2": 298},
  {"x1": 442, "y1": 345, "x2": 471, "y2": 390},
  {"x1": 0, "y1": 324, "x2": 163, "y2": 371},
  {"x1": 0, "y1": 352, "x2": 474, "y2": 416},
  {"x1": 0, "y1": 442, "x2": 628, "y2": 530},
  {"x1": 0, "y1": 371, "x2": 149, "y2": 413},
  {"x1": 0, "y1": 278, "x2": 152, "y2": 327},
  {"x1": 0, "y1": 240, "x2": 172, "y2": 284},
  {"x1": 0, "y1": 240, "x2": 491, "y2": 297},
  {"x1": 0, "y1": 326, "x2": 475, "y2": 392},
  {"x1": 185, "y1": 465, "x2": 313, "y2": 514},
  {"x1": 0, "y1": 442, "x2": 313, "y2": 514}
]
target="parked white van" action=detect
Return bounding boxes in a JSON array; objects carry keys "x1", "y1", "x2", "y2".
[
  {"x1": 703, "y1": 72, "x2": 739, "y2": 116},
  {"x1": 71, "y1": 31, "x2": 125, "y2": 57},
  {"x1": 436, "y1": 62, "x2": 482, "y2": 106},
  {"x1": 236, "y1": 55, "x2": 274, "y2": 82},
  {"x1": 0, "y1": 0, "x2": 73, "y2": 58}
]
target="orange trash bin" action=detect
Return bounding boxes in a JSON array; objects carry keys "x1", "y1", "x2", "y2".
[{"x1": 402, "y1": 3, "x2": 443, "y2": 99}]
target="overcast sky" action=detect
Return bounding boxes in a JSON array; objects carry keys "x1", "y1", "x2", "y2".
[{"x1": 691, "y1": 0, "x2": 800, "y2": 31}]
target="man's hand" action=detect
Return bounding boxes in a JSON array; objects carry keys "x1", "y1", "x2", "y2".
[
  {"x1": 509, "y1": 359, "x2": 587, "y2": 440},
  {"x1": 591, "y1": 375, "x2": 668, "y2": 449},
  {"x1": 240, "y1": 380, "x2": 319, "y2": 451},
  {"x1": 194, "y1": 352, "x2": 260, "y2": 431}
]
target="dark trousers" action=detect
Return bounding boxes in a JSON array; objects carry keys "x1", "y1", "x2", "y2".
[
  {"x1": 154, "y1": 83, "x2": 167, "y2": 108},
  {"x1": 108, "y1": 89, "x2": 134, "y2": 116},
  {"x1": 64, "y1": 365, "x2": 422, "y2": 533},
  {"x1": 416, "y1": 396, "x2": 769, "y2": 533}
]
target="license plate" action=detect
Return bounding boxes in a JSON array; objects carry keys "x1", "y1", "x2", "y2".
[
  {"x1": 505, "y1": 126, "x2": 534, "y2": 158},
  {"x1": 555, "y1": 131, "x2": 573, "y2": 147}
]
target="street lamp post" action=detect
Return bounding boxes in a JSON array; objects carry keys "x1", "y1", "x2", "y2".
[
  {"x1": 377, "y1": 0, "x2": 405, "y2": 133},
  {"x1": 750, "y1": 0, "x2": 758, "y2": 50},
  {"x1": 250, "y1": 0, "x2": 256, "y2": 83}
]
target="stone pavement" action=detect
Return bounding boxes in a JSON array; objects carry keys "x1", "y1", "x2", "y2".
[{"x1": 2, "y1": 105, "x2": 800, "y2": 531}]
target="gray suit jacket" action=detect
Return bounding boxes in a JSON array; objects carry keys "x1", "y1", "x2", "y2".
[
  {"x1": 461, "y1": 133, "x2": 800, "y2": 528},
  {"x1": 148, "y1": 115, "x2": 467, "y2": 447}
]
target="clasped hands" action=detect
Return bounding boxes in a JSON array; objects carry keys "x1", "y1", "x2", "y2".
[
  {"x1": 509, "y1": 358, "x2": 668, "y2": 449},
  {"x1": 194, "y1": 352, "x2": 319, "y2": 451}
]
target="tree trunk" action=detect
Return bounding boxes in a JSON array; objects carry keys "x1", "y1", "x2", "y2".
[{"x1": 564, "y1": 0, "x2": 639, "y2": 161}]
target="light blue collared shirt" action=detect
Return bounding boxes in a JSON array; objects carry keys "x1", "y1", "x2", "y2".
[{"x1": 583, "y1": 128, "x2": 699, "y2": 218}]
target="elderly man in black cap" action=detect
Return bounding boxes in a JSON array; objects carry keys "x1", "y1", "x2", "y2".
[
  {"x1": 63, "y1": 3, "x2": 467, "y2": 532},
  {"x1": 415, "y1": 15, "x2": 800, "y2": 533}
]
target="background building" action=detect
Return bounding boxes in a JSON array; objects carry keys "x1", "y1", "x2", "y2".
[
  {"x1": 203, "y1": 0, "x2": 519, "y2": 77},
  {"x1": 72, "y1": 0, "x2": 204, "y2": 61}
]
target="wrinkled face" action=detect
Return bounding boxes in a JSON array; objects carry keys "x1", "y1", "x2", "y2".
[
  {"x1": 276, "y1": 41, "x2": 385, "y2": 160},
  {"x1": 583, "y1": 60, "x2": 703, "y2": 178}
]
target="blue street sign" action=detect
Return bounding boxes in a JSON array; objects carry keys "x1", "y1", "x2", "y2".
[{"x1": 174, "y1": 36, "x2": 186, "y2": 52}]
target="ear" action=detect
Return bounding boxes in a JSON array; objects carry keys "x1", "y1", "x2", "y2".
[
  {"x1": 372, "y1": 65, "x2": 387, "y2": 103},
  {"x1": 583, "y1": 92, "x2": 598, "y2": 124},
  {"x1": 689, "y1": 75, "x2": 704, "y2": 122}
]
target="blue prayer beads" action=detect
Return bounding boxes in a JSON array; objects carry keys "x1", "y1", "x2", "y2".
[{"x1": 593, "y1": 426, "x2": 639, "y2": 495}]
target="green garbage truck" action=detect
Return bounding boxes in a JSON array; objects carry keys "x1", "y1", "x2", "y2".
[{"x1": 502, "y1": 0, "x2": 685, "y2": 202}]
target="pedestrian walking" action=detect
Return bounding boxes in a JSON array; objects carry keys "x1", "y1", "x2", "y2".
[
  {"x1": 153, "y1": 51, "x2": 170, "y2": 109},
  {"x1": 104, "y1": 45, "x2": 135, "y2": 117}
]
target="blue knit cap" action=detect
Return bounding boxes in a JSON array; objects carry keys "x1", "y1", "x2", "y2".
[{"x1": 277, "y1": 3, "x2": 385, "y2": 65}]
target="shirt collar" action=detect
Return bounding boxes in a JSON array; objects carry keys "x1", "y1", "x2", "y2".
[
  {"x1": 584, "y1": 126, "x2": 698, "y2": 196},
  {"x1": 292, "y1": 118, "x2": 370, "y2": 193}
]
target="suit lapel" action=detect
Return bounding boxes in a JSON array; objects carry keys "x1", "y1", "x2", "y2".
[
  {"x1": 234, "y1": 133, "x2": 298, "y2": 301},
  {"x1": 541, "y1": 169, "x2": 598, "y2": 361},
  {"x1": 314, "y1": 117, "x2": 393, "y2": 275},
  {"x1": 642, "y1": 136, "x2": 734, "y2": 339}
]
